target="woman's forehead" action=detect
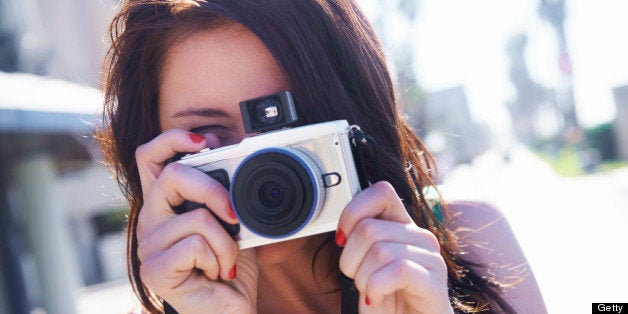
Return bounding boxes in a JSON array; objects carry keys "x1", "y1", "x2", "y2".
[{"x1": 158, "y1": 23, "x2": 289, "y2": 125}]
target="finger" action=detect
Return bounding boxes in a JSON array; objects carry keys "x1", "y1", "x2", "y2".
[
  {"x1": 364, "y1": 259, "x2": 435, "y2": 308},
  {"x1": 336, "y1": 181, "x2": 412, "y2": 245},
  {"x1": 135, "y1": 129, "x2": 219, "y2": 198},
  {"x1": 353, "y1": 242, "x2": 446, "y2": 294},
  {"x1": 140, "y1": 161, "x2": 235, "y2": 233},
  {"x1": 138, "y1": 208, "x2": 239, "y2": 281},
  {"x1": 339, "y1": 218, "x2": 440, "y2": 278},
  {"x1": 140, "y1": 234, "x2": 220, "y2": 296}
]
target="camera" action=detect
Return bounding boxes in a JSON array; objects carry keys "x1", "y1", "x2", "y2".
[{"x1": 175, "y1": 91, "x2": 362, "y2": 249}]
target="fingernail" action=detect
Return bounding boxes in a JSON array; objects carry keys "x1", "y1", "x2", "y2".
[
  {"x1": 189, "y1": 133, "x2": 205, "y2": 143},
  {"x1": 228, "y1": 204, "x2": 237, "y2": 220},
  {"x1": 229, "y1": 265, "x2": 237, "y2": 279},
  {"x1": 335, "y1": 229, "x2": 347, "y2": 246},
  {"x1": 365, "y1": 295, "x2": 370, "y2": 306}
]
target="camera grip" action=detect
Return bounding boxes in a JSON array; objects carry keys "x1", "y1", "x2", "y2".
[
  {"x1": 173, "y1": 201, "x2": 240, "y2": 236},
  {"x1": 172, "y1": 169, "x2": 240, "y2": 236}
]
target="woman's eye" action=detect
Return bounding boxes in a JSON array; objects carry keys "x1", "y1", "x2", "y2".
[
  {"x1": 189, "y1": 125, "x2": 239, "y2": 145},
  {"x1": 189, "y1": 125, "x2": 227, "y2": 134}
]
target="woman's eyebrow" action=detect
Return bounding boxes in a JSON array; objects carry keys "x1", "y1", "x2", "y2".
[{"x1": 172, "y1": 107, "x2": 232, "y2": 119}]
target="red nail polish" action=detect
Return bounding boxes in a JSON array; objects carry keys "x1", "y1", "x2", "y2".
[
  {"x1": 229, "y1": 265, "x2": 237, "y2": 279},
  {"x1": 335, "y1": 229, "x2": 347, "y2": 246},
  {"x1": 228, "y1": 204, "x2": 237, "y2": 220},
  {"x1": 189, "y1": 133, "x2": 205, "y2": 143},
  {"x1": 365, "y1": 296, "x2": 370, "y2": 306}
]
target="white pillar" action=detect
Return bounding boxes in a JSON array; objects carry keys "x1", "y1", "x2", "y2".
[
  {"x1": 15, "y1": 154, "x2": 78, "y2": 314},
  {"x1": 613, "y1": 85, "x2": 628, "y2": 160}
]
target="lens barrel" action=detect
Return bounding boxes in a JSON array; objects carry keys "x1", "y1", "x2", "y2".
[{"x1": 231, "y1": 148, "x2": 324, "y2": 238}]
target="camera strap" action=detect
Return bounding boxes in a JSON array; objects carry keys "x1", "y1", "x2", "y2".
[
  {"x1": 338, "y1": 271, "x2": 359, "y2": 314},
  {"x1": 338, "y1": 126, "x2": 381, "y2": 314},
  {"x1": 348, "y1": 125, "x2": 381, "y2": 187}
]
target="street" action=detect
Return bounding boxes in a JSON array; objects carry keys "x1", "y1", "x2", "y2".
[{"x1": 444, "y1": 145, "x2": 628, "y2": 313}]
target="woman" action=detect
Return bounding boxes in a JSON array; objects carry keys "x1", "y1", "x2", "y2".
[{"x1": 98, "y1": 0, "x2": 546, "y2": 313}]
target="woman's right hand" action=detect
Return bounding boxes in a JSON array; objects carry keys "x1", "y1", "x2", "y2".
[{"x1": 135, "y1": 129, "x2": 258, "y2": 314}]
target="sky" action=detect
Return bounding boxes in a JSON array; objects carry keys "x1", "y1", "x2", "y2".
[{"x1": 359, "y1": 0, "x2": 628, "y2": 132}]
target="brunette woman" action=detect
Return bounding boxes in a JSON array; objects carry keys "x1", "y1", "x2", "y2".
[{"x1": 98, "y1": 1, "x2": 546, "y2": 313}]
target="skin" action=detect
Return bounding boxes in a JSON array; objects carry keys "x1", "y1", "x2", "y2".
[
  {"x1": 135, "y1": 22, "x2": 545, "y2": 313},
  {"x1": 445, "y1": 201, "x2": 547, "y2": 313}
]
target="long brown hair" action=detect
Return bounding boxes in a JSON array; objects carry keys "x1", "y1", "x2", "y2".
[{"x1": 98, "y1": 0, "x2": 513, "y2": 312}]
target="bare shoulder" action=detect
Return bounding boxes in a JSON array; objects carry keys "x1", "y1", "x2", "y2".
[
  {"x1": 445, "y1": 200, "x2": 548, "y2": 313},
  {"x1": 444, "y1": 200, "x2": 518, "y2": 272},
  {"x1": 445, "y1": 200, "x2": 506, "y2": 231}
]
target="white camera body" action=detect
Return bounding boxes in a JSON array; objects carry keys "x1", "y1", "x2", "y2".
[{"x1": 176, "y1": 120, "x2": 362, "y2": 249}]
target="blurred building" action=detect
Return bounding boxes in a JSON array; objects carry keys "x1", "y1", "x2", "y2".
[
  {"x1": 0, "y1": 72, "x2": 127, "y2": 314},
  {"x1": 0, "y1": 0, "x2": 116, "y2": 86},
  {"x1": 0, "y1": 1, "x2": 125, "y2": 313},
  {"x1": 417, "y1": 86, "x2": 491, "y2": 168}
]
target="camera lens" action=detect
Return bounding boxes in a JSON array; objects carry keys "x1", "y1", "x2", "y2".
[
  {"x1": 254, "y1": 99, "x2": 282, "y2": 126},
  {"x1": 259, "y1": 181, "x2": 284, "y2": 208},
  {"x1": 231, "y1": 148, "x2": 325, "y2": 238}
]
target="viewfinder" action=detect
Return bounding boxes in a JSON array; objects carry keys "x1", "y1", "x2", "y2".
[{"x1": 240, "y1": 91, "x2": 298, "y2": 133}]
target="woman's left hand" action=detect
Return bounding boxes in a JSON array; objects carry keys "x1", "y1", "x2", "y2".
[{"x1": 337, "y1": 181, "x2": 453, "y2": 314}]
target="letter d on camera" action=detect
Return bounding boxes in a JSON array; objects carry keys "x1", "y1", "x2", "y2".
[{"x1": 174, "y1": 91, "x2": 362, "y2": 249}]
